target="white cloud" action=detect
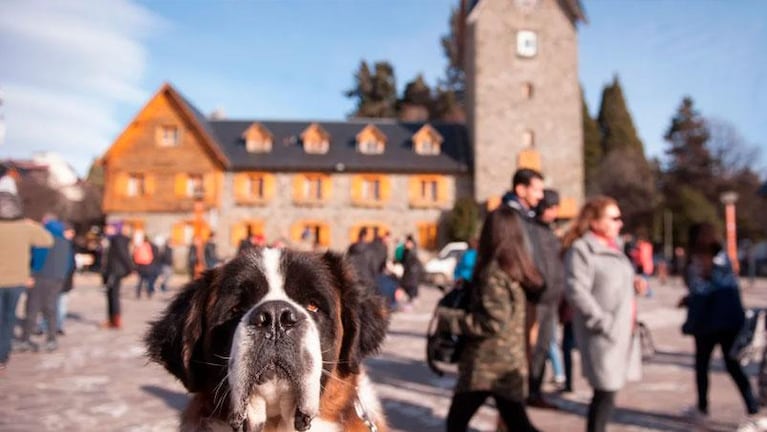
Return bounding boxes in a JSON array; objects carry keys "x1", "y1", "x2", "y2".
[{"x1": 0, "y1": 0, "x2": 164, "y2": 175}]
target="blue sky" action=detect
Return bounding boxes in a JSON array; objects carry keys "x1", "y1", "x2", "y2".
[{"x1": 1, "y1": 0, "x2": 765, "y2": 177}]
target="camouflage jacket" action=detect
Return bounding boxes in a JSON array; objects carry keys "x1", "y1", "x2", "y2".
[{"x1": 439, "y1": 261, "x2": 528, "y2": 400}]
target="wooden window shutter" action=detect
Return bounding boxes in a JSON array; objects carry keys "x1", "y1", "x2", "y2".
[
  {"x1": 320, "y1": 175, "x2": 332, "y2": 202},
  {"x1": 263, "y1": 174, "x2": 276, "y2": 202},
  {"x1": 379, "y1": 175, "x2": 391, "y2": 203},
  {"x1": 318, "y1": 223, "x2": 330, "y2": 247},
  {"x1": 234, "y1": 174, "x2": 248, "y2": 200},
  {"x1": 174, "y1": 174, "x2": 187, "y2": 197},
  {"x1": 437, "y1": 176, "x2": 448, "y2": 205},
  {"x1": 230, "y1": 221, "x2": 246, "y2": 247},
  {"x1": 351, "y1": 175, "x2": 362, "y2": 204},
  {"x1": 115, "y1": 172, "x2": 129, "y2": 197},
  {"x1": 145, "y1": 174, "x2": 157, "y2": 196},
  {"x1": 348, "y1": 224, "x2": 360, "y2": 243},
  {"x1": 203, "y1": 173, "x2": 216, "y2": 201},
  {"x1": 290, "y1": 222, "x2": 303, "y2": 244},
  {"x1": 172, "y1": 222, "x2": 186, "y2": 246},
  {"x1": 408, "y1": 176, "x2": 420, "y2": 206},
  {"x1": 292, "y1": 175, "x2": 304, "y2": 203}
]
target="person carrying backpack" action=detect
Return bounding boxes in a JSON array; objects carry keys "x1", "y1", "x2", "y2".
[
  {"x1": 437, "y1": 207, "x2": 544, "y2": 432},
  {"x1": 133, "y1": 232, "x2": 157, "y2": 299}
]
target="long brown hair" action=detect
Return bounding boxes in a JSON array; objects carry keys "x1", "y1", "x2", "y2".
[
  {"x1": 473, "y1": 206, "x2": 543, "y2": 290},
  {"x1": 561, "y1": 195, "x2": 618, "y2": 254}
]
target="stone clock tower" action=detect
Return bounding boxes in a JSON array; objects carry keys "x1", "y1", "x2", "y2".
[{"x1": 465, "y1": 0, "x2": 585, "y2": 213}]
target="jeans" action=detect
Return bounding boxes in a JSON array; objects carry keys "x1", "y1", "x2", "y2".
[
  {"x1": 0, "y1": 286, "x2": 25, "y2": 363},
  {"x1": 548, "y1": 335, "x2": 564, "y2": 379},
  {"x1": 530, "y1": 303, "x2": 557, "y2": 397},
  {"x1": 562, "y1": 322, "x2": 576, "y2": 391}
]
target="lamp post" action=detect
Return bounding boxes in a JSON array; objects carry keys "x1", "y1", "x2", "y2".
[
  {"x1": 193, "y1": 190, "x2": 206, "y2": 278},
  {"x1": 720, "y1": 191, "x2": 739, "y2": 274}
]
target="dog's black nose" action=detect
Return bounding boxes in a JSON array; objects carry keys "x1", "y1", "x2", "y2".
[{"x1": 250, "y1": 300, "x2": 304, "y2": 334}]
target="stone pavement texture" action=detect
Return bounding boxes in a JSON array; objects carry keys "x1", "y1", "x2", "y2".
[{"x1": 0, "y1": 272, "x2": 765, "y2": 432}]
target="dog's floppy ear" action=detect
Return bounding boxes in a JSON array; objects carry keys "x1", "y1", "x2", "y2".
[
  {"x1": 144, "y1": 269, "x2": 216, "y2": 392},
  {"x1": 322, "y1": 251, "x2": 389, "y2": 376}
]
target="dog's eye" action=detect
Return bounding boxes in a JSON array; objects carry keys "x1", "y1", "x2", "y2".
[{"x1": 306, "y1": 303, "x2": 319, "y2": 313}]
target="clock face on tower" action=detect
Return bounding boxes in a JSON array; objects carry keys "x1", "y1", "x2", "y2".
[{"x1": 516, "y1": 30, "x2": 538, "y2": 58}]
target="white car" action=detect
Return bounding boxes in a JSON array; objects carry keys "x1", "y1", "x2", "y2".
[{"x1": 424, "y1": 241, "x2": 468, "y2": 290}]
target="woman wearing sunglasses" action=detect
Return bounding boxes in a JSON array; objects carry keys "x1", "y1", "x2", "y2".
[{"x1": 561, "y1": 196, "x2": 644, "y2": 432}]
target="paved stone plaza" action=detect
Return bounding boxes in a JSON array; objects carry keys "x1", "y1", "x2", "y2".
[{"x1": 1, "y1": 272, "x2": 764, "y2": 431}]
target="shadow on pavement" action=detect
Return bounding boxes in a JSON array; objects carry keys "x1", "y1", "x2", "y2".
[
  {"x1": 553, "y1": 396, "x2": 736, "y2": 432},
  {"x1": 141, "y1": 385, "x2": 190, "y2": 412}
]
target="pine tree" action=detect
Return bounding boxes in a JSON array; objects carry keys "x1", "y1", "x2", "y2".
[
  {"x1": 448, "y1": 197, "x2": 479, "y2": 242},
  {"x1": 435, "y1": 4, "x2": 466, "y2": 121},
  {"x1": 664, "y1": 97, "x2": 715, "y2": 199},
  {"x1": 402, "y1": 74, "x2": 432, "y2": 107},
  {"x1": 582, "y1": 90, "x2": 602, "y2": 196},
  {"x1": 440, "y1": 6, "x2": 465, "y2": 94},
  {"x1": 595, "y1": 76, "x2": 655, "y2": 229},
  {"x1": 371, "y1": 62, "x2": 397, "y2": 118},
  {"x1": 345, "y1": 61, "x2": 397, "y2": 118},
  {"x1": 345, "y1": 61, "x2": 374, "y2": 117},
  {"x1": 398, "y1": 74, "x2": 433, "y2": 121},
  {"x1": 597, "y1": 76, "x2": 644, "y2": 155}
]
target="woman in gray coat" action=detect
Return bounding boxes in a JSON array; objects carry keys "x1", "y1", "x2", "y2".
[{"x1": 562, "y1": 196, "x2": 644, "y2": 432}]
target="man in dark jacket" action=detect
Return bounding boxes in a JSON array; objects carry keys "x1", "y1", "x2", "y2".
[
  {"x1": 102, "y1": 222, "x2": 133, "y2": 329},
  {"x1": 528, "y1": 189, "x2": 566, "y2": 406},
  {"x1": 501, "y1": 169, "x2": 558, "y2": 409},
  {"x1": 347, "y1": 227, "x2": 375, "y2": 285},
  {"x1": 17, "y1": 217, "x2": 73, "y2": 352}
]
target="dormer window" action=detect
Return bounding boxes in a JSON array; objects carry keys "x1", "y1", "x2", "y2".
[
  {"x1": 157, "y1": 125, "x2": 179, "y2": 147},
  {"x1": 355, "y1": 124, "x2": 386, "y2": 155},
  {"x1": 242, "y1": 123, "x2": 273, "y2": 153},
  {"x1": 412, "y1": 124, "x2": 444, "y2": 156},
  {"x1": 300, "y1": 123, "x2": 330, "y2": 154}
]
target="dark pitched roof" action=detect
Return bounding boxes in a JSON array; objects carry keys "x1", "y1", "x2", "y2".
[{"x1": 207, "y1": 119, "x2": 472, "y2": 174}]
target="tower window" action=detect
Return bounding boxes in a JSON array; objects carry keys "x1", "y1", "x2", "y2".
[{"x1": 522, "y1": 82, "x2": 534, "y2": 100}]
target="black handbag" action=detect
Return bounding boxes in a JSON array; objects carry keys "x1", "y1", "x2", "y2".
[{"x1": 426, "y1": 282, "x2": 470, "y2": 376}]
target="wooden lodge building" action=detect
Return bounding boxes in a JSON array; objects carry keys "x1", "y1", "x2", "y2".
[{"x1": 101, "y1": 0, "x2": 585, "y2": 259}]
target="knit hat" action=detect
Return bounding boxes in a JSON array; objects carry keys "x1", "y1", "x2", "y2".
[{"x1": 539, "y1": 189, "x2": 560, "y2": 210}]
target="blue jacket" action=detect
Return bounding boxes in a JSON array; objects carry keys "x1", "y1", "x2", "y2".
[
  {"x1": 33, "y1": 221, "x2": 74, "y2": 279},
  {"x1": 454, "y1": 248, "x2": 477, "y2": 282},
  {"x1": 684, "y1": 252, "x2": 745, "y2": 335}
]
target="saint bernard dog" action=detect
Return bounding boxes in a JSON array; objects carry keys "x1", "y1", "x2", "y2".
[{"x1": 145, "y1": 248, "x2": 390, "y2": 432}]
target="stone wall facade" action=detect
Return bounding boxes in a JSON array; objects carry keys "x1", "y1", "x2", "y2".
[
  {"x1": 110, "y1": 172, "x2": 473, "y2": 261},
  {"x1": 466, "y1": 0, "x2": 584, "y2": 206}
]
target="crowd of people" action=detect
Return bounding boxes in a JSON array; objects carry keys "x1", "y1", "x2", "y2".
[
  {"x1": 1, "y1": 162, "x2": 765, "y2": 431},
  {"x1": 436, "y1": 168, "x2": 766, "y2": 432}
]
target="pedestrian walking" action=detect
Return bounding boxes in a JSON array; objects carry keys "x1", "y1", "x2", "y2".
[
  {"x1": 562, "y1": 196, "x2": 642, "y2": 432},
  {"x1": 0, "y1": 191, "x2": 53, "y2": 369},
  {"x1": 347, "y1": 227, "x2": 374, "y2": 285},
  {"x1": 399, "y1": 235, "x2": 424, "y2": 303},
  {"x1": 18, "y1": 217, "x2": 73, "y2": 352},
  {"x1": 132, "y1": 232, "x2": 157, "y2": 299},
  {"x1": 438, "y1": 206, "x2": 543, "y2": 432},
  {"x1": 679, "y1": 222, "x2": 766, "y2": 432},
  {"x1": 154, "y1": 235, "x2": 174, "y2": 292},
  {"x1": 203, "y1": 232, "x2": 220, "y2": 269},
  {"x1": 102, "y1": 222, "x2": 133, "y2": 329},
  {"x1": 528, "y1": 188, "x2": 566, "y2": 409}
]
